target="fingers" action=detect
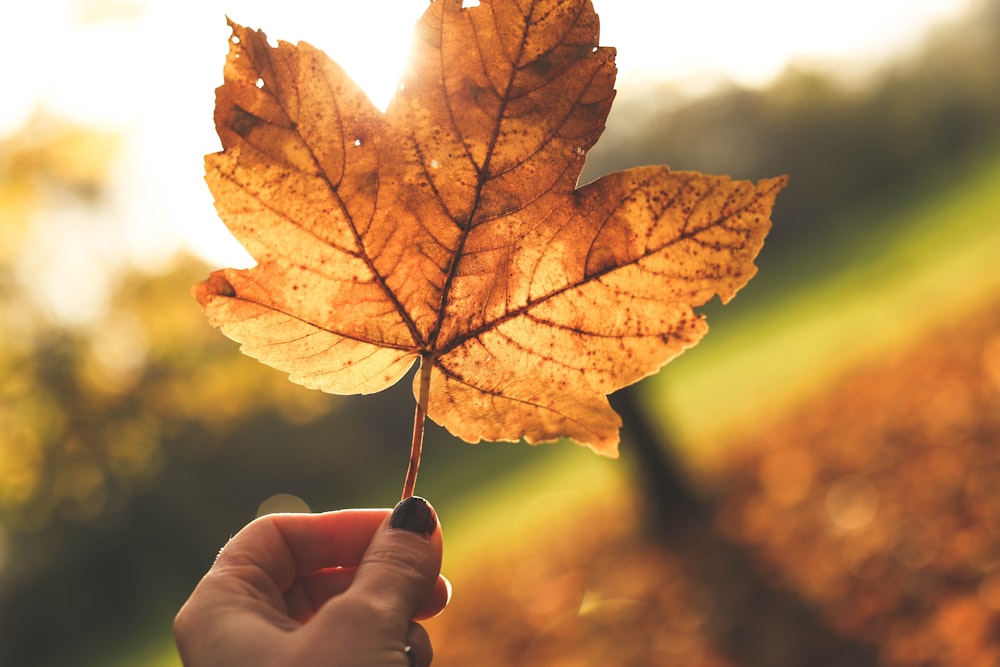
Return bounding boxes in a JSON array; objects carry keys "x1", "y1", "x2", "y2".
[
  {"x1": 188, "y1": 497, "x2": 447, "y2": 623},
  {"x1": 176, "y1": 500, "x2": 447, "y2": 666},
  {"x1": 406, "y1": 621, "x2": 433, "y2": 667},
  {"x1": 326, "y1": 497, "x2": 444, "y2": 626},
  {"x1": 287, "y1": 567, "x2": 452, "y2": 621},
  {"x1": 204, "y1": 503, "x2": 448, "y2": 624},
  {"x1": 416, "y1": 573, "x2": 452, "y2": 620},
  {"x1": 206, "y1": 509, "x2": 389, "y2": 598}
]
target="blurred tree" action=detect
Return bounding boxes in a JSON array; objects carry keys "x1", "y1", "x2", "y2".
[
  {"x1": 0, "y1": 118, "x2": 366, "y2": 665},
  {"x1": 0, "y1": 118, "x2": 335, "y2": 533}
]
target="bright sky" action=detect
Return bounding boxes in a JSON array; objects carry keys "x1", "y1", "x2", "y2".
[{"x1": 3, "y1": 0, "x2": 972, "y2": 323}]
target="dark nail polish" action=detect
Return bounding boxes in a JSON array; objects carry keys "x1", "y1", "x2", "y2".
[{"x1": 390, "y1": 496, "x2": 437, "y2": 536}]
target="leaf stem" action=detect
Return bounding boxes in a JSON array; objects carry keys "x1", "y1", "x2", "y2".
[
  {"x1": 402, "y1": 401, "x2": 425, "y2": 500},
  {"x1": 402, "y1": 357, "x2": 432, "y2": 500}
]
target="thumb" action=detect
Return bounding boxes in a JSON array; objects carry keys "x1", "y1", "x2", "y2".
[{"x1": 340, "y1": 496, "x2": 443, "y2": 624}]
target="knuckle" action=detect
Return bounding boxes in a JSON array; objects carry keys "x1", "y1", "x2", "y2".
[{"x1": 363, "y1": 543, "x2": 429, "y2": 582}]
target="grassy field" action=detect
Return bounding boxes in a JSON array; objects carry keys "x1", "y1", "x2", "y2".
[{"x1": 125, "y1": 147, "x2": 1000, "y2": 666}]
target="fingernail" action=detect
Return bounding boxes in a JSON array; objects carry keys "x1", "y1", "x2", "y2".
[{"x1": 390, "y1": 496, "x2": 437, "y2": 537}]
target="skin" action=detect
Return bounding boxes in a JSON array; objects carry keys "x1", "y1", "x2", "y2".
[{"x1": 174, "y1": 506, "x2": 450, "y2": 667}]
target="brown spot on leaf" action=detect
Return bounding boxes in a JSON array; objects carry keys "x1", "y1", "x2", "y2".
[{"x1": 230, "y1": 107, "x2": 263, "y2": 138}]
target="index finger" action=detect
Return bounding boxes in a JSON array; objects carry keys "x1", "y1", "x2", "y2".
[{"x1": 214, "y1": 509, "x2": 391, "y2": 593}]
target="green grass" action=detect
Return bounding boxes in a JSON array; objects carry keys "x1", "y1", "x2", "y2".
[
  {"x1": 85, "y1": 624, "x2": 180, "y2": 667},
  {"x1": 126, "y1": 148, "x2": 1000, "y2": 667}
]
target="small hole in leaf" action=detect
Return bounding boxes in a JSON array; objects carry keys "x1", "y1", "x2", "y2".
[
  {"x1": 231, "y1": 35, "x2": 241, "y2": 45},
  {"x1": 575, "y1": 146, "x2": 585, "y2": 155},
  {"x1": 430, "y1": 159, "x2": 440, "y2": 169},
  {"x1": 255, "y1": 77, "x2": 264, "y2": 89},
  {"x1": 592, "y1": 46, "x2": 598, "y2": 54},
  {"x1": 354, "y1": 139, "x2": 362, "y2": 147},
  {"x1": 462, "y1": 0, "x2": 480, "y2": 7}
]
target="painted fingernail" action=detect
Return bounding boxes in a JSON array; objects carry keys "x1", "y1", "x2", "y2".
[{"x1": 390, "y1": 496, "x2": 437, "y2": 537}]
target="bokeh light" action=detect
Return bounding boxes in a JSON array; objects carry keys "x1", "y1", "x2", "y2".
[{"x1": 257, "y1": 492, "x2": 311, "y2": 516}]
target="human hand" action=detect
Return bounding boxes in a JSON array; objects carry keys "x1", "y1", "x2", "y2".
[{"x1": 174, "y1": 497, "x2": 449, "y2": 667}]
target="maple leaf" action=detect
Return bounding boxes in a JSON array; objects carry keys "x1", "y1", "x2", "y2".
[{"x1": 193, "y1": 0, "x2": 786, "y2": 496}]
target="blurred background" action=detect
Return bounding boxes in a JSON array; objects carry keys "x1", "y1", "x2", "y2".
[{"x1": 2, "y1": 0, "x2": 999, "y2": 665}]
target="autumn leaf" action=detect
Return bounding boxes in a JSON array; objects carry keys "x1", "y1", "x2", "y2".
[{"x1": 194, "y1": 0, "x2": 786, "y2": 493}]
